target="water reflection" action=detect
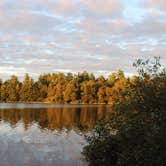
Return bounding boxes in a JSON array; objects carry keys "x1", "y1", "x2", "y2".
[
  {"x1": 0, "y1": 105, "x2": 112, "y2": 131},
  {"x1": 0, "y1": 104, "x2": 112, "y2": 166}
]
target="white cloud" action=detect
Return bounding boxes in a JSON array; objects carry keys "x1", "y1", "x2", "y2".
[
  {"x1": 144, "y1": 0, "x2": 166, "y2": 11},
  {"x1": 0, "y1": 0, "x2": 165, "y2": 79},
  {"x1": 81, "y1": 0, "x2": 123, "y2": 16}
]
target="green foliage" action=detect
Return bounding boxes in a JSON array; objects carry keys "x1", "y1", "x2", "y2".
[
  {"x1": 82, "y1": 121, "x2": 120, "y2": 166},
  {"x1": 82, "y1": 57, "x2": 166, "y2": 166},
  {"x1": 133, "y1": 56, "x2": 162, "y2": 78}
]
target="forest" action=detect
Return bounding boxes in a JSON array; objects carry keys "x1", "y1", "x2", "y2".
[{"x1": 0, "y1": 58, "x2": 165, "y2": 104}]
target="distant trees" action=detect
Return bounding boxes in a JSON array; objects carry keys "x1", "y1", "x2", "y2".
[
  {"x1": 1, "y1": 82, "x2": 8, "y2": 101},
  {"x1": 37, "y1": 74, "x2": 50, "y2": 101},
  {"x1": 63, "y1": 80, "x2": 78, "y2": 103},
  {"x1": 0, "y1": 70, "x2": 118, "y2": 103},
  {"x1": 81, "y1": 80, "x2": 98, "y2": 104},
  {"x1": 7, "y1": 75, "x2": 20, "y2": 101},
  {"x1": 0, "y1": 76, "x2": 20, "y2": 102},
  {"x1": 0, "y1": 58, "x2": 165, "y2": 106},
  {"x1": 19, "y1": 74, "x2": 38, "y2": 102}
]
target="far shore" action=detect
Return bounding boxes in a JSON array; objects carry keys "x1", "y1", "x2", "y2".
[{"x1": 0, "y1": 102, "x2": 109, "y2": 105}]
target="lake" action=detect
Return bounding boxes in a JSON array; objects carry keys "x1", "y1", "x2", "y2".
[{"x1": 0, "y1": 103, "x2": 112, "y2": 166}]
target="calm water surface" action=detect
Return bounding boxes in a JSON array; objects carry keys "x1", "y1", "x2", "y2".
[{"x1": 0, "y1": 103, "x2": 112, "y2": 166}]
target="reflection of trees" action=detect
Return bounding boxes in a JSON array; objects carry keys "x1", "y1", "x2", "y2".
[{"x1": 0, "y1": 106, "x2": 112, "y2": 131}]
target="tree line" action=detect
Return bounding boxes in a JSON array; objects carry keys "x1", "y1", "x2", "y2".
[
  {"x1": 0, "y1": 57, "x2": 165, "y2": 105},
  {"x1": 0, "y1": 69, "x2": 137, "y2": 103}
]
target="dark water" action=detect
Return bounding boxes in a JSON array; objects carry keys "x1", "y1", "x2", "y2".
[{"x1": 0, "y1": 103, "x2": 112, "y2": 166}]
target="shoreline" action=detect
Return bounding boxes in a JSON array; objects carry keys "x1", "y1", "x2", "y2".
[{"x1": 0, "y1": 102, "x2": 109, "y2": 105}]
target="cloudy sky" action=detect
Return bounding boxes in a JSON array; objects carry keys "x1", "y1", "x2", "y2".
[{"x1": 0, "y1": 0, "x2": 165, "y2": 79}]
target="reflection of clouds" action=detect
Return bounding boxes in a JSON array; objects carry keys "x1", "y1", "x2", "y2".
[
  {"x1": 0, "y1": 104, "x2": 110, "y2": 165},
  {"x1": 0, "y1": 126, "x2": 86, "y2": 165}
]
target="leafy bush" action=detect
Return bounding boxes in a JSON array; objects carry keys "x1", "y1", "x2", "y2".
[
  {"x1": 82, "y1": 121, "x2": 120, "y2": 166},
  {"x1": 82, "y1": 57, "x2": 166, "y2": 166}
]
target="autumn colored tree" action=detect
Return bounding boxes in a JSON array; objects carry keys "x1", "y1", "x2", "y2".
[
  {"x1": 6, "y1": 75, "x2": 20, "y2": 101},
  {"x1": 81, "y1": 80, "x2": 98, "y2": 104},
  {"x1": 19, "y1": 74, "x2": 36, "y2": 101},
  {"x1": 0, "y1": 58, "x2": 164, "y2": 107},
  {"x1": 0, "y1": 79, "x2": 3, "y2": 101},
  {"x1": 37, "y1": 74, "x2": 51, "y2": 101},
  {"x1": 1, "y1": 82, "x2": 8, "y2": 102},
  {"x1": 63, "y1": 80, "x2": 79, "y2": 103}
]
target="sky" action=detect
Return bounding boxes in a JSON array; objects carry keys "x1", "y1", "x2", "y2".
[{"x1": 0, "y1": 0, "x2": 165, "y2": 79}]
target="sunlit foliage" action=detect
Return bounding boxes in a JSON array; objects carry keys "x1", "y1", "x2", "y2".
[{"x1": 0, "y1": 70, "x2": 126, "y2": 103}]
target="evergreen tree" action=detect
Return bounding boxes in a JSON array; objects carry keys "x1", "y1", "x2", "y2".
[
  {"x1": 19, "y1": 74, "x2": 35, "y2": 101},
  {"x1": 6, "y1": 75, "x2": 20, "y2": 101}
]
